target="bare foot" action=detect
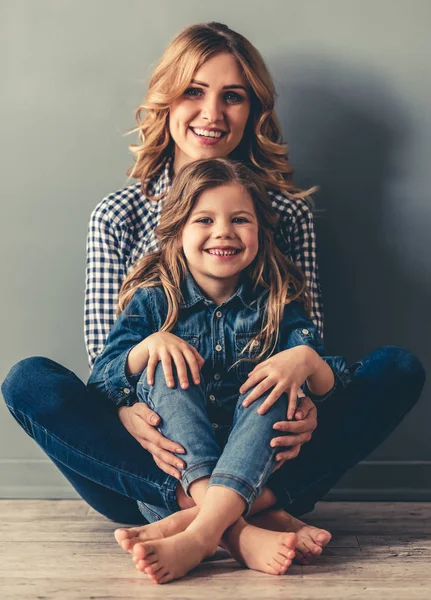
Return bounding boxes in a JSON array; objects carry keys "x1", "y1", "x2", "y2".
[
  {"x1": 249, "y1": 508, "x2": 332, "y2": 565},
  {"x1": 133, "y1": 529, "x2": 216, "y2": 584},
  {"x1": 223, "y1": 520, "x2": 297, "y2": 575},
  {"x1": 114, "y1": 506, "x2": 198, "y2": 553}
]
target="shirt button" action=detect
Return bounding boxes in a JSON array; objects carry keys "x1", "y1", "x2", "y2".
[
  {"x1": 214, "y1": 373, "x2": 221, "y2": 381},
  {"x1": 212, "y1": 423, "x2": 219, "y2": 429},
  {"x1": 215, "y1": 344, "x2": 222, "y2": 352},
  {"x1": 209, "y1": 395, "x2": 216, "y2": 402},
  {"x1": 123, "y1": 388, "x2": 130, "y2": 394},
  {"x1": 215, "y1": 311, "x2": 222, "y2": 318},
  {"x1": 302, "y1": 329, "x2": 310, "y2": 335}
]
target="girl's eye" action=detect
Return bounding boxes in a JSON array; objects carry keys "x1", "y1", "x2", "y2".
[
  {"x1": 232, "y1": 217, "x2": 249, "y2": 223},
  {"x1": 196, "y1": 217, "x2": 212, "y2": 224}
]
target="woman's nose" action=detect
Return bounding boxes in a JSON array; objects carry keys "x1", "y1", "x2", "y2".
[{"x1": 201, "y1": 95, "x2": 224, "y2": 123}]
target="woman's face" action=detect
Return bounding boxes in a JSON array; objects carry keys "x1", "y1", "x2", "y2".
[{"x1": 169, "y1": 53, "x2": 251, "y2": 173}]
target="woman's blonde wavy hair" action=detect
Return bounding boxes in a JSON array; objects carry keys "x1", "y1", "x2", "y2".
[
  {"x1": 128, "y1": 21, "x2": 317, "y2": 202},
  {"x1": 119, "y1": 158, "x2": 310, "y2": 361}
]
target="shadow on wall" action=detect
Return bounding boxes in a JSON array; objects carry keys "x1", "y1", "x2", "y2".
[{"x1": 275, "y1": 56, "x2": 431, "y2": 368}]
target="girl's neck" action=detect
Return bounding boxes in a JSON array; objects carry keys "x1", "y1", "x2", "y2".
[{"x1": 189, "y1": 269, "x2": 240, "y2": 306}]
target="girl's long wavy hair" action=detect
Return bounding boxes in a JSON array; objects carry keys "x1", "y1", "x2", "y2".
[
  {"x1": 128, "y1": 22, "x2": 317, "y2": 202},
  {"x1": 119, "y1": 158, "x2": 310, "y2": 361}
]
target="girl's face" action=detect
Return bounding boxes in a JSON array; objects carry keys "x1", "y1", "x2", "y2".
[
  {"x1": 169, "y1": 53, "x2": 251, "y2": 174},
  {"x1": 181, "y1": 183, "x2": 259, "y2": 293}
]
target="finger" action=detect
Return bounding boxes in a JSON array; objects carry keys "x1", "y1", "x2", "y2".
[
  {"x1": 295, "y1": 396, "x2": 314, "y2": 420},
  {"x1": 256, "y1": 384, "x2": 285, "y2": 415},
  {"x1": 239, "y1": 369, "x2": 268, "y2": 395},
  {"x1": 242, "y1": 378, "x2": 274, "y2": 407},
  {"x1": 140, "y1": 426, "x2": 185, "y2": 455},
  {"x1": 190, "y1": 347, "x2": 205, "y2": 368},
  {"x1": 270, "y1": 433, "x2": 311, "y2": 448},
  {"x1": 170, "y1": 349, "x2": 189, "y2": 389},
  {"x1": 275, "y1": 445, "x2": 301, "y2": 461},
  {"x1": 150, "y1": 444, "x2": 186, "y2": 471},
  {"x1": 183, "y1": 348, "x2": 201, "y2": 385},
  {"x1": 160, "y1": 352, "x2": 175, "y2": 388},
  {"x1": 287, "y1": 386, "x2": 298, "y2": 421},
  {"x1": 272, "y1": 415, "x2": 316, "y2": 433},
  {"x1": 153, "y1": 455, "x2": 182, "y2": 480},
  {"x1": 146, "y1": 355, "x2": 159, "y2": 386},
  {"x1": 135, "y1": 402, "x2": 161, "y2": 427}
]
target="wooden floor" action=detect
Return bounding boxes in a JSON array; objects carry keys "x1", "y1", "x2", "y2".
[{"x1": 0, "y1": 500, "x2": 430, "y2": 599}]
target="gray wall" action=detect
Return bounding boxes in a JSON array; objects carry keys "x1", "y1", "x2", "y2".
[{"x1": 1, "y1": 0, "x2": 430, "y2": 499}]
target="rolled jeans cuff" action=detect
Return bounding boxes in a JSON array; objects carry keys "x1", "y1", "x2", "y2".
[
  {"x1": 181, "y1": 461, "x2": 218, "y2": 497},
  {"x1": 208, "y1": 473, "x2": 258, "y2": 516}
]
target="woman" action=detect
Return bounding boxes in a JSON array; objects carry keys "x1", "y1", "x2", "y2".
[{"x1": 2, "y1": 22, "x2": 425, "y2": 567}]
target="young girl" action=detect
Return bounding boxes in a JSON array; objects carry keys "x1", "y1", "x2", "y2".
[{"x1": 88, "y1": 158, "x2": 351, "y2": 584}]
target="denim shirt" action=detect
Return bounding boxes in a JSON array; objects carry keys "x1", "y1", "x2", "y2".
[{"x1": 88, "y1": 273, "x2": 351, "y2": 418}]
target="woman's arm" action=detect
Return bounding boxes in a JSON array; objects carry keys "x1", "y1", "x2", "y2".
[
  {"x1": 289, "y1": 202, "x2": 324, "y2": 337},
  {"x1": 85, "y1": 201, "x2": 127, "y2": 368}
]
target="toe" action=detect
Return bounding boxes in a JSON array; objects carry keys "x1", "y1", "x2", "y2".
[
  {"x1": 133, "y1": 542, "x2": 154, "y2": 561},
  {"x1": 269, "y1": 559, "x2": 286, "y2": 575},
  {"x1": 282, "y1": 532, "x2": 297, "y2": 549}
]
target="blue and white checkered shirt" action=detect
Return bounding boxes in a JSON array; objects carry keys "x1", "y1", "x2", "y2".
[{"x1": 85, "y1": 159, "x2": 323, "y2": 368}]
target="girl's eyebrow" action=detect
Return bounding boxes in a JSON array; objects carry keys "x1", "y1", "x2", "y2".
[
  {"x1": 191, "y1": 79, "x2": 248, "y2": 92},
  {"x1": 192, "y1": 209, "x2": 256, "y2": 218}
]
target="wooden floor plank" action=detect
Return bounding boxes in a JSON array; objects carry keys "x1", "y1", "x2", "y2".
[{"x1": 0, "y1": 501, "x2": 430, "y2": 599}]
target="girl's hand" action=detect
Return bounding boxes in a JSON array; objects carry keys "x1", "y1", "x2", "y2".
[
  {"x1": 239, "y1": 346, "x2": 317, "y2": 419},
  {"x1": 118, "y1": 403, "x2": 186, "y2": 479},
  {"x1": 140, "y1": 331, "x2": 205, "y2": 389},
  {"x1": 271, "y1": 396, "x2": 318, "y2": 470}
]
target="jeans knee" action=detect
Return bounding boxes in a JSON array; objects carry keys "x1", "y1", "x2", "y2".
[
  {"x1": 2, "y1": 357, "x2": 54, "y2": 411},
  {"x1": 379, "y1": 346, "x2": 425, "y2": 389},
  {"x1": 356, "y1": 345, "x2": 426, "y2": 410}
]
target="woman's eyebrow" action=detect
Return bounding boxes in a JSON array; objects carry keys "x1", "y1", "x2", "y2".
[{"x1": 191, "y1": 79, "x2": 248, "y2": 92}]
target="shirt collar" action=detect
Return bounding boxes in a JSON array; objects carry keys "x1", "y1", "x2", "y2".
[
  {"x1": 145, "y1": 157, "x2": 173, "y2": 203},
  {"x1": 179, "y1": 271, "x2": 261, "y2": 311}
]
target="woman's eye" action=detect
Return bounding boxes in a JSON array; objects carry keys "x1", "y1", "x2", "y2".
[
  {"x1": 224, "y1": 91, "x2": 243, "y2": 103},
  {"x1": 184, "y1": 87, "x2": 202, "y2": 98}
]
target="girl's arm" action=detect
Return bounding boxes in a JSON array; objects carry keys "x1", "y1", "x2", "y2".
[
  {"x1": 302, "y1": 346, "x2": 335, "y2": 397},
  {"x1": 87, "y1": 287, "x2": 155, "y2": 406}
]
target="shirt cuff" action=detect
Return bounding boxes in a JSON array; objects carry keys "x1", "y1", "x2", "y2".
[
  {"x1": 102, "y1": 348, "x2": 141, "y2": 406},
  {"x1": 301, "y1": 355, "x2": 351, "y2": 403}
]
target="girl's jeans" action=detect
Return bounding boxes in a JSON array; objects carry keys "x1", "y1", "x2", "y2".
[
  {"x1": 1, "y1": 346, "x2": 426, "y2": 524},
  {"x1": 136, "y1": 363, "x2": 288, "y2": 521}
]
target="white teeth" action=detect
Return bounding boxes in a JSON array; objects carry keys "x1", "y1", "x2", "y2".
[
  {"x1": 207, "y1": 249, "x2": 238, "y2": 256},
  {"x1": 192, "y1": 128, "x2": 223, "y2": 138}
]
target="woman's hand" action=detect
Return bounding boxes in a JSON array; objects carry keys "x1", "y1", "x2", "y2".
[
  {"x1": 271, "y1": 395, "x2": 317, "y2": 471},
  {"x1": 118, "y1": 403, "x2": 186, "y2": 479},
  {"x1": 129, "y1": 331, "x2": 205, "y2": 389},
  {"x1": 240, "y1": 346, "x2": 317, "y2": 419}
]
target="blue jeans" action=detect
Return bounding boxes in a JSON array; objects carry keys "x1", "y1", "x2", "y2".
[
  {"x1": 1, "y1": 346, "x2": 426, "y2": 524},
  {"x1": 136, "y1": 363, "x2": 287, "y2": 521}
]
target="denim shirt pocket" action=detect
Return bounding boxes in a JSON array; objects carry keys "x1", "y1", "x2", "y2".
[
  {"x1": 234, "y1": 332, "x2": 261, "y2": 382},
  {"x1": 179, "y1": 332, "x2": 201, "y2": 354}
]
